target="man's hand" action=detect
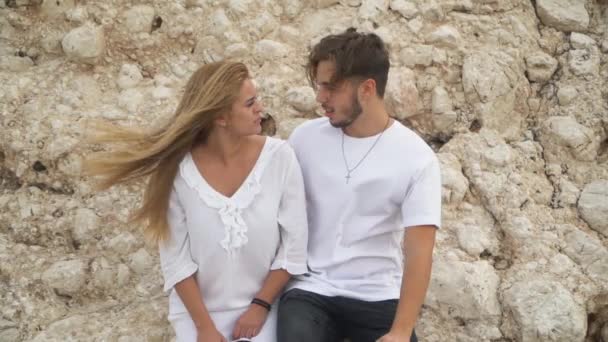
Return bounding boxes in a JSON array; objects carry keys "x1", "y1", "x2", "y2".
[{"x1": 232, "y1": 304, "x2": 269, "y2": 339}]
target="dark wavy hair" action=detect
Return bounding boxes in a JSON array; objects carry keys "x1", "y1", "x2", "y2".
[{"x1": 307, "y1": 27, "x2": 390, "y2": 97}]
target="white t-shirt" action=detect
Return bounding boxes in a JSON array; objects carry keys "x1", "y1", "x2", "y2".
[
  {"x1": 288, "y1": 118, "x2": 441, "y2": 301},
  {"x1": 159, "y1": 137, "x2": 308, "y2": 316}
]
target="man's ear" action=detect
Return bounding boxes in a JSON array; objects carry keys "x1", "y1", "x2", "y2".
[{"x1": 358, "y1": 79, "x2": 377, "y2": 101}]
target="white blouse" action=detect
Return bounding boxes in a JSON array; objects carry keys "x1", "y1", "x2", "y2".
[{"x1": 159, "y1": 137, "x2": 308, "y2": 315}]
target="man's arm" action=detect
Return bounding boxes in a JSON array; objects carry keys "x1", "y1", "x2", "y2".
[{"x1": 379, "y1": 225, "x2": 436, "y2": 341}]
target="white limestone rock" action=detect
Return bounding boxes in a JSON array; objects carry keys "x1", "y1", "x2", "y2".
[
  {"x1": 40, "y1": 0, "x2": 75, "y2": 18},
  {"x1": 601, "y1": 39, "x2": 608, "y2": 53},
  {"x1": 419, "y1": 0, "x2": 443, "y2": 21},
  {"x1": 62, "y1": 24, "x2": 105, "y2": 64},
  {"x1": 462, "y1": 51, "x2": 524, "y2": 139},
  {"x1": 41, "y1": 259, "x2": 88, "y2": 296},
  {"x1": 432, "y1": 86, "x2": 452, "y2": 114},
  {"x1": 90, "y1": 257, "x2": 116, "y2": 291},
  {"x1": 193, "y1": 36, "x2": 224, "y2": 64},
  {"x1": 455, "y1": 223, "x2": 498, "y2": 257},
  {"x1": 481, "y1": 144, "x2": 512, "y2": 168},
  {"x1": 0, "y1": 327, "x2": 19, "y2": 342},
  {"x1": 31, "y1": 315, "x2": 87, "y2": 342},
  {"x1": 556, "y1": 178, "x2": 580, "y2": 206},
  {"x1": 0, "y1": 56, "x2": 33, "y2": 72},
  {"x1": 229, "y1": 0, "x2": 254, "y2": 13},
  {"x1": 536, "y1": 0, "x2": 589, "y2": 32},
  {"x1": 285, "y1": 86, "x2": 316, "y2": 112},
  {"x1": 47, "y1": 135, "x2": 79, "y2": 160},
  {"x1": 525, "y1": 52, "x2": 558, "y2": 82},
  {"x1": 107, "y1": 232, "x2": 140, "y2": 255},
  {"x1": 541, "y1": 116, "x2": 598, "y2": 161},
  {"x1": 568, "y1": 48, "x2": 600, "y2": 76},
  {"x1": 399, "y1": 44, "x2": 433, "y2": 67},
  {"x1": 225, "y1": 43, "x2": 248, "y2": 58},
  {"x1": 557, "y1": 85, "x2": 577, "y2": 105},
  {"x1": 359, "y1": 0, "x2": 389, "y2": 20},
  {"x1": 254, "y1": 39, "x2": 289, "y2": 62},
  {"x1": 118, "y1": 88, "x2": 144, "y2": 112},
  {"x1": 117, "y1": 264, "x2": 131, "y2": 286},
  {"x1": 561, "y1": 225, "x2": 608, "y2": 286},
  {"x1": 117, "y1": 64, "x2": 143, "y2": 90},
  {"x1": 385, "y1": 67, "x2": 418, "y2": 119},
  {"x1": 503, "y1": 280, "x2": 587, "y2": 342},
  {"x1": 282, "y1": 0, "x2": 303, "y2": 18},
  {"x1": 151, "y1": 86, "x2": 172, "y2": 100},
  {"x1": 432, "y1": 111, "x2": 457, "y2": 132},
  {"x1": 427, "y1": 260, "x2": 501, "y2": 320},
  {"x1": 65, "y1": 6, "x2": 88, "y2": 24},
  {"x1": 313, "y1": 0, "x2": 340, "y2": 8},
  {"x1": 122, "y1": 5, "x2": 155, "y2": 33},
  {"x1": 206, "y1": 9, "x2": 233, "y2": 38},
  {"x1": 278, "y1": 26, "x2": 302, "y2": 44},
  {"x1": 570, "y1": 32, "x2": 595, "y2": 49},
  {"x1": 438, "y1": 153, "x2": 468, "y2": 204},
  {"x1": 246, "y1": 11, "x2": 279, "y2": 39},
  {"x1": 578, "y1": 180, "x2": 608, "y2": 237},
  {"x1": 426, "y1": 25, "x2": 461, "y2": 48},
  {"x1": 129, "y1": 248, "x2": 154, "y2": 274},
  {"x1": 72, "y1": 208, "x2": 99, "y2": 244},
  {"x1": 40, "y1": 32, "x2": 64, "y2": 54},
  {"x1": 342, "y1": 0, "x2": 361, "y2": 6},
  {"x1": 390, "y1": 0, "x2": 418, "y2": 19}
]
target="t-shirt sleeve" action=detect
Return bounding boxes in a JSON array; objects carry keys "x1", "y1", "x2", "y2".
[
  {"x1": 158, "y1": 184, "x2": 198, "y2": 292},
  {"x1": 401, "y1": 155, "x2": 442, "y2": 229},
  {"x1": 271, "y1": 144, "x2": 309, "y2": 275}
]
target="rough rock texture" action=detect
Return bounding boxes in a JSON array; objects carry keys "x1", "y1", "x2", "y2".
[
  {"x1": 536, "y1": 0, "x2": 590, "y2": 32},
  {"x1": 0, "y1": 0, "x2": 607, "y2": 341}
]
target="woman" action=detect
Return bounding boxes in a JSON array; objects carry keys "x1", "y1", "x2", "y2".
[{"x1": 86, "y1": 61, "x2": 308, "y2": 341}]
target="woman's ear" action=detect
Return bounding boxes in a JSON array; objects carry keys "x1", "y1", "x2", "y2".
[{"x1": 215, "y1": 115, "x2": 228, "y2": 128}]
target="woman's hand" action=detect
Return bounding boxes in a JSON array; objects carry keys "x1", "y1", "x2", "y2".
[
  {"x1": 231, "y1": 304, "x2": 269, "y2": 340},
  {"x1": 197, "y1": 326, "x2": 227, "y2": 342}
]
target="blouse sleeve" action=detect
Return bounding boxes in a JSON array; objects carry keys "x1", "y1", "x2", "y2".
[
  {"x1": 158, "y1": 184, "x2": 198, "y2": 292},
  {"x1": 270, "y1": 145, "x2": 309, "y2": 275}
]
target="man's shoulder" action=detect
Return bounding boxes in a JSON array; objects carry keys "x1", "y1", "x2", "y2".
[
  {"x1": 289, "y1": 117, "x2": 331, "y2": 146},
  {"x1": 389, "y1": 121, "x2": 436, "y2": 161},
  {"x1": 292, "y1": 117, "x2": 329, "y2": 135}
]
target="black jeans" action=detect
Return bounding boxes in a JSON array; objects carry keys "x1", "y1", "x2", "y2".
[{"x1": 277, "y1": 289, "x2": 418, "y2": 342}]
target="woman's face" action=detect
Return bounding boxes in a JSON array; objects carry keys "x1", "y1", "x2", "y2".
[{"x1": 224, "y1": 79, "x2": 263, "y2": 136}]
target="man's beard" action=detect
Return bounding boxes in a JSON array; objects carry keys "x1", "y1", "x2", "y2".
[{"x1": 329, "y1": 95, "x2": 363, "y2": 128}]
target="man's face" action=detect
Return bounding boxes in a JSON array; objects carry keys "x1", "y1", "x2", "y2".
[{"x1": 314, "y1": 60, "x2": 362, "y2": 128}]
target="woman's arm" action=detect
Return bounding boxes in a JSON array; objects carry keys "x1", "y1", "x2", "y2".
[
  {"x1": 175, "y1": 275, "x2": 227, "y2": 342},
  {"x1": 253, "y1": 269, "x2": 291, "y2": 304},
  {"x1": 232, "y1": 269, "x2": 291, "y2": 339}
]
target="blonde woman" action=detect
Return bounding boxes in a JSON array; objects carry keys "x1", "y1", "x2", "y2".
[{"x1": 86, "y1": 61, "x2": 308, "y2": 342}]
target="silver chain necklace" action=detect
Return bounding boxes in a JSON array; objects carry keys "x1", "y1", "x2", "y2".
[{"x1": 341, "y1": 117, "x2": 391, "y2": 184}]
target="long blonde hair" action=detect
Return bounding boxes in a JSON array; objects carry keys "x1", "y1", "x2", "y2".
[{"x1": 85, "y1": 61, "x2": 250, "y2": 243}]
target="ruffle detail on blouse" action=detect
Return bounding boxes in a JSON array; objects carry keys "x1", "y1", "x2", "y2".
[{"x1": 179, "y1": 138, "x2": 285, "y2": 255}]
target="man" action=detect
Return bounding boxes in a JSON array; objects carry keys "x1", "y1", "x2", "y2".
[{"x1": 278, "y1": 28, "x2": 441, "y2": 342}]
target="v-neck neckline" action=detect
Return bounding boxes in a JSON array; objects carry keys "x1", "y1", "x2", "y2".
[{"x1": 188, "y1": 137, "x2": 268, "y2": 202}]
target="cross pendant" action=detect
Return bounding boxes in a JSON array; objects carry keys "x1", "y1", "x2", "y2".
[{"x1": 345, "y1": 173, "x2": 351, "y2": 184}]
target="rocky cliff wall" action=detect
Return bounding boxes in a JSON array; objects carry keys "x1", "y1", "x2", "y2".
[{"x1": 0, "y1": 0, "x2": 607, "y2": 341}]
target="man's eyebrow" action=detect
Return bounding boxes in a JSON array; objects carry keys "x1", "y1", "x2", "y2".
[{"x1": 245, "y1": 96, "x2": 256, "y2": 103}]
